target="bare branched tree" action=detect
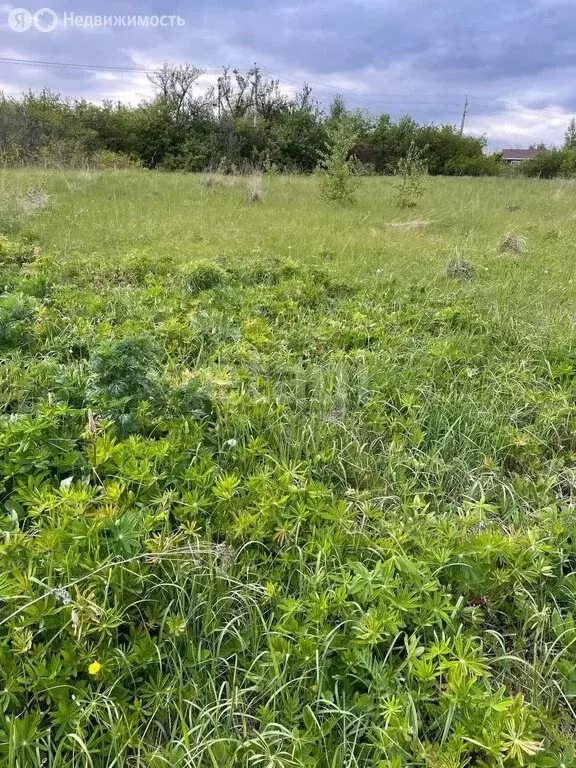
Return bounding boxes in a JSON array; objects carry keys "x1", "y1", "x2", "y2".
[
  {"x1": 217, "y1": 67, "x2": 291, "y2": 121},
  {"x1": 217, "y1": 67, "x2": 253, "y2": 119},
  {"x1": 148, "y1": 63, "x2": 206, "y2": 120}
]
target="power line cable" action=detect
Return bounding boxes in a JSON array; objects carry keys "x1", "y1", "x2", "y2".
[
  {"x1": 261, "y1": 66, "x2": 467, "y2": 106},
  {"x1": 262, "y1": 66, "x2": 511, "y2": 112},
  {"x1": 0, "y1": 56, "x2": 509, "y2": 113},
  {"x1": 0, "y1": 56, "x2": 155, "y2": 73},
  {"x1": 0, "y1": 56, "x2": 229, "y2": 75}
]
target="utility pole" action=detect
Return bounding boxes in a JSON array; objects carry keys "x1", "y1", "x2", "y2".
[
  {"x1": 253, "y1": 63, "x2": 259, "y2": 128},
  {"x1": 459, "y1": 95, "x2": 469, "y2": 135},
  {"x1": 217, "y1": 79, "x2": 221, "y2": 119}
]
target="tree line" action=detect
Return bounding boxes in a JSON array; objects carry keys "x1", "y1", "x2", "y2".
[
  {"x1": 0, "y1": 64, "x2": 505, "y2": 175},
  {"x1": 517, "y1": 119, "x2": 576, "y2": 179}
]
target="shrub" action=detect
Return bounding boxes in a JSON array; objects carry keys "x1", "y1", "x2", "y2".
[
  {"x1": 317, "y1": 118, "x2": 360, "y2": 204},
  {"x1": 92, "y1": 149, "x2": 142, "y2": 170},
  {"x1": 446, "y1": 152, "x2": 504, "y2": 176},
  {"x1": 561, "y1": 147, "x2": 576, "y2": 177},
  {"x1": 263, "y1": 150, "x2": 280, "y2": 176},
  {"x1": 519, "y1": 149, "x2": 564, "y2": 178},
  {"x1": 160, "y1": 137, "x2": 210, "y2": 172},
  {"x1": 394, "y1": 141, "x2": 428, "y2": 208}
]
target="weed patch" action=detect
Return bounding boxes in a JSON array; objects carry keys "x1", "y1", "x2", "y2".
[{"x1": 0, "y1": 171, "x2": 576, "y2": 766}]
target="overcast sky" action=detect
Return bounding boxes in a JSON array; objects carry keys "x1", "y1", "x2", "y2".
[{"x1": 0, "y1": 0, "x2": 574, "y2": 148}]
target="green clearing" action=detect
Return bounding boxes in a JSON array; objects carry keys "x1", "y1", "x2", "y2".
[
  {"x1": 1, "y1": 169, "x2": 576, "y2": 767},
  {"x1": 2, "y1": 169, "x2": 576, "y2": 327}
]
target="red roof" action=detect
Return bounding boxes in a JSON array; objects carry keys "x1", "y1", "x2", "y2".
[{"x1": 501, "y1": 149, "x2": 538, "y2": 160}]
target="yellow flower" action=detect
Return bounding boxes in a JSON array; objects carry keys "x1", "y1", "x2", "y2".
[{"x1": 88, "y1": 660, "x2": 102, "y2": 676}]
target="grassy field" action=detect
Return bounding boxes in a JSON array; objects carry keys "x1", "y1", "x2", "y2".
[
  {"x1": 1, "y1": 168, "x2": 576, "y2": 767},
  {"x1": 2, "y1": 169, "x2": 576, "y2": 328}
]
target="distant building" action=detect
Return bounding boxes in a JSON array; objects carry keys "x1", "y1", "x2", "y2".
[{"x1": 501, "y1": 149, "x2": 538, "y2": 165}]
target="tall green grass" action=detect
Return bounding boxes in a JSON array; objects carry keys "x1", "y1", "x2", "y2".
[{"x1": 0, "y1": 169, "x2": 575, "y2": 331}]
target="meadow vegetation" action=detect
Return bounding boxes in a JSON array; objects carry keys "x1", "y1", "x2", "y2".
[{"x1": 1, "y1": 168, "x2": 576, "y2": 766}]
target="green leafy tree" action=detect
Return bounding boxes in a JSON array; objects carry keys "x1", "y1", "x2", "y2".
[
  {"x1": 520, "y1": 148, "x2": 564, "y2": 178},
  {"x1": 317, "y1": 117, "x2": 360, "y2": 204},
  {"x1": 564, "y1": 118, "x2": 576, "y2": 149}
]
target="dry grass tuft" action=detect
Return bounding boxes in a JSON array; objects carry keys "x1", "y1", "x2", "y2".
[
  {"x1": 443, "y1": 255, "x2": 475, "y2": 281},
  {"x1": 554, "y1": 179, "x2": 576, "y2": 199},
  {"x1": 201, "y1": 173, "x2": 226, "y2": 190},
  {"x1": 18, "y1": 187, "x2": 49, "y2": 214},
  {"x1": 499, "y1": 232, "x2": 527, "y2": 257},
  {"x1": 386, "y1": 219, "x2": 430, "y2": 231},
  {"x1": 79, "y1": 169, "x2": 100, "y2": 182},
  {"x1": 245, "y1": 174, "x2": 263, "y2": 204},
  {"x1": 201, "y1": 173, "x2": 239, "y2": 190}
]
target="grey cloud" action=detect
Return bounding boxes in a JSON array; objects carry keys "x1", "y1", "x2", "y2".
[{"x1": 0, "y1": 0, "x2": 574, "y2": 145}]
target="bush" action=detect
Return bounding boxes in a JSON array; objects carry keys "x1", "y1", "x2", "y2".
[
  {"x1": 446, "y1": 152, "x2": 504, "y2": 176},
  {"x1": 0, "y1": 85, "x2": 505, "y2": 176},
  {"x1": 561, "y1": 147, "x2": 576, "y2": 177},
  {"x1": 519, "y1": 149, "x2": 564, "y2": 178},
  {"x1": 92, "y1": 149, "x2": 142, "y2": 170},
  {"x1": 317, "y1": 118, "x2": 360, "y2": 204},
  {"x1": 394, "y1": 141, "x2": 428, "y2": 208}
]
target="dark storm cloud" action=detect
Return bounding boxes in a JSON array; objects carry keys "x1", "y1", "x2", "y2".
[{"x1": 0, "y1": 0, "x2": 574, "y2": 145}]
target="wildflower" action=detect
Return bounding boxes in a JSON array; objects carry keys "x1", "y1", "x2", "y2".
[
  {"x1": 53, "y1": 587, "x2": 71, "y2": 605},
  {"x1": 88, "y1": 660, "x2": 102, "y2": 676},
  {"x1": 223, "y1": 438, "x2": 238, "y2": 449}
]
